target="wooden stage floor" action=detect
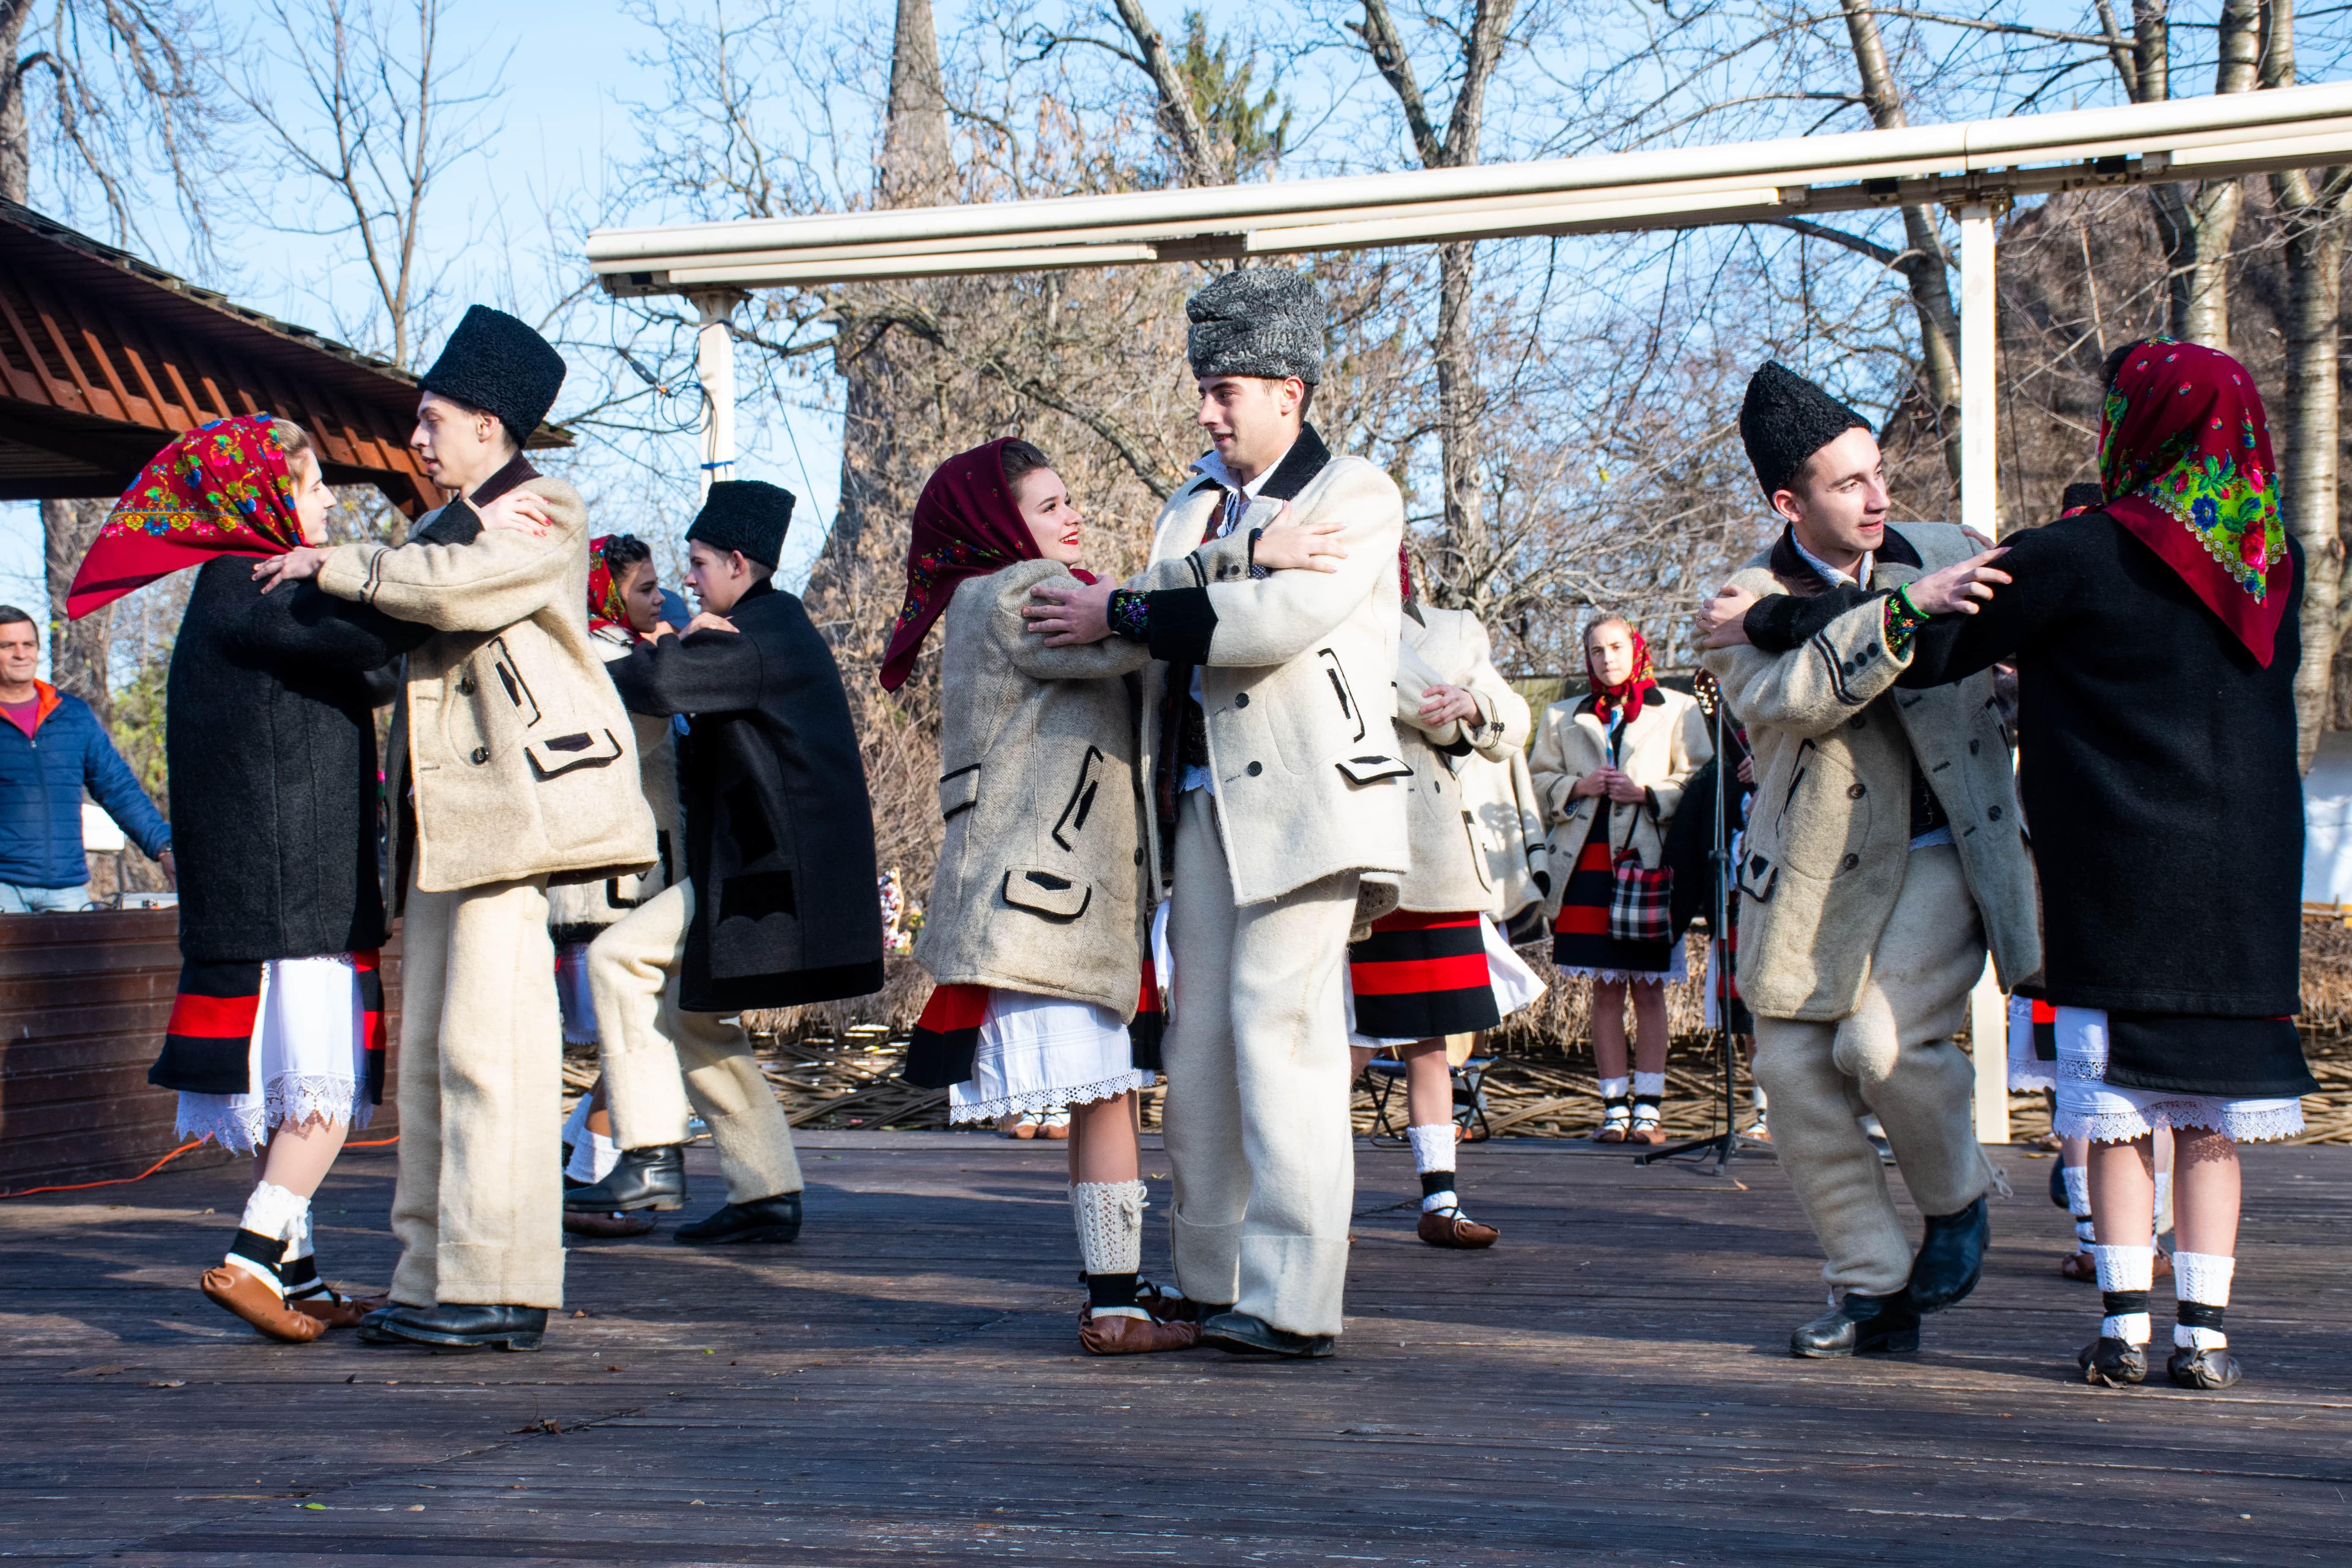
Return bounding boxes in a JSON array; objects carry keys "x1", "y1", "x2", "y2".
[{"x1": 3, "y1": 1132, "x2": 2347, "y2": 1566}]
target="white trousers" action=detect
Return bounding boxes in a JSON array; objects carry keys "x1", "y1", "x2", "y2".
[
  {"x1": 586, "y1": 879, "x2": 804, "y2": 1205},
  {"x1": 1751, "y1": 844, "x2": 1993, "y2": 1297},
  {"x1": 390, "y1": 875, "x2": 564, "y2": 1309},
  {"x1": 1162, "y1": 789, "x2": 1360, "y2": 1337}
]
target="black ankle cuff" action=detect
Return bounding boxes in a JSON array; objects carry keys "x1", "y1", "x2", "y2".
[
  {"x1": 280, "y1": 1255, "x2": 320, "y2": 1289},
  {"x1": 1086, "y1": 1271, "x2": 1141, "y2": 1310},
  {"x1": 2177, "y1": 1301, "x2": 2225, "y2": 1329},
  {"x1": 2102, "y1": 1289, "x2": 2150, "y2": 1316},
  {"x1": 1419, "y1": 1169, "x2": 1458, "y2": 1198},
  {"x1": 229, "y1": 1228, "x2": 285, "y2": 1273}
]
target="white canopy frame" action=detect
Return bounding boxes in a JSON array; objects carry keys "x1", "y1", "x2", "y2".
[{"x1": 592, "y1": 81, "x2": 2352, "y2": 1138}]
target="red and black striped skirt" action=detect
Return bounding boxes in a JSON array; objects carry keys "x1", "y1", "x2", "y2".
[
  {"x1": 1551, "y1": 835, "x2": 1680, "y2": 978},
  {"x1": 1347, "y1": 909, "x2": 1500, "y2": 1040}
]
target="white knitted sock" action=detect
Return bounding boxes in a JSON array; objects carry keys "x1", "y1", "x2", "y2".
[
  {"x1": 1072, "y1": 1180, "x2": 1149, "y2": 1322},
  {"x1": 2062, "y1": 1165, "x2": 2094, "y2": 1244},
  {"x1": 1598, "y1": 1075, "x2": 1630, "y2": 1101},
  {"x1": 2093, "y1": 1243, "x2": 2155, "y2": 1345},
  {"x1": 228, "y1": 1182, "x2": 309, "y2": 1295},
  {"x1": 566, "y1": 1129, "x2": 619, "y2": 1184},
  {"x1": 2172, "y1": 1250, "x2": 2235, "y2": 1351},
  {"x1": 561, "y1": 1096, "x2": 592, "y2": 1148},
  {"x1": 1632, "y1": 1071, "x2": 1666, "y2": 1102},
  {"x1": 1408, "y1": 1123, "x2": 1459, "y2": 1213}
]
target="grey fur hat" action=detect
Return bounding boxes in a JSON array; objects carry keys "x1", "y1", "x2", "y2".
[
  {"x1": 1186, "y1": 268, "x2": 1325, "y2": 384},
  {"x1": 1739, "y1": 361, "x2": 1871, "y2": 498}
]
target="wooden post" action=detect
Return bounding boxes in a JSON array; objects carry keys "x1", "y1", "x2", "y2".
[{"x1": 1957, "y1": 203, "x2": 2011, "y2": 1144}]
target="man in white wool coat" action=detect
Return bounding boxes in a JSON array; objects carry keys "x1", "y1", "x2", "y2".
[{"x1": 1027, "y1": 269, "x2": 1411, "y2": 1358}]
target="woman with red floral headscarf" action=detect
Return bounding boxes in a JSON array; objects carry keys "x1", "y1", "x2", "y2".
[
  {"x1": 79, "y1": 414, "x2": 425, "y2": 1345},
  {"x1": 1529, "y1": 617, "x2": 1712, "y2": 1143},
  {"x1": 1718, "y1": 338, "x2": 2317, "y2": 1391}
]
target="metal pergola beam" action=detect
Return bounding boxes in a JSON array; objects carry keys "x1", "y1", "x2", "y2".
[{"x1": 587, "y1": 84, "x2": 2352, "y2": 292}]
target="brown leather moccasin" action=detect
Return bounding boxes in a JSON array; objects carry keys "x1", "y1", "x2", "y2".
[
  {"x1": 1079, "y1": 1309, "x2": 1203, "y2": 1356},
  {"x1": 1417, "y1": 1211, "x2": 1500, "y2": 1249},
  {"x1": 2059, "y1": 1248, "x2": 2097, "y2": 1282},
  {"x1": 201, "y1": 1266, "x2": 326, "y2": 1344},
  {"x1": 290, "y1": 1291, "x2": 389, "y2": 1329}
]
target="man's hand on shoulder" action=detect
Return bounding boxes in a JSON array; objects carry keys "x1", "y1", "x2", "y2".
[
  {"x1": 1024, "y1": 579, "x2": 1114, "y2": 645},
  {"x1": 684, "y1": 612, "x2": 738, "y2": 637},
  {"x1": 254, "y1": 547, "x2": 329, "y2": 593}
]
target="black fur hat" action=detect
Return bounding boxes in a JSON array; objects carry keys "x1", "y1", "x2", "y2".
[
  {"x1": 1187, "y1": 268, "x2": 1325, "y2": 384},
  {"x1": 417, "y1": 305, "x2": 567, "y2": 444},
  {"x1": 1739, "y1": 361, "x2": 1872, "y2": 498},
  {"x1": 686, "y1": 479, "x2": 796, "y2": 569}
]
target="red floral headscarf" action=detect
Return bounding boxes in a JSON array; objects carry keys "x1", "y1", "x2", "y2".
[
  {"x1": 2098, "y1": 339, "x2": 2292, "y2": 666},
  {"x1": 881, "y1": 438, "x2": 1091, "y2": 692},
  {"x1": 586, "y1": 536, "x2": 636, "y2": 638},
  {"x1": 68, "y1": 414, "x2": 305, "y2": 619},
  {"x1": 1584, "y1": 621, "x2": 1657, "y2": 725}
]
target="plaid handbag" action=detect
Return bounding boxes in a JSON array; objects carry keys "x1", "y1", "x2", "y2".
[{"x1": 1608, "y1": 847, "x2": 1673, "y2": 945}]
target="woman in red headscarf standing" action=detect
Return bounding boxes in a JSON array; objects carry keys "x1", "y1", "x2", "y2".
[
  {"x1": 1529, "y1": 618, "x2": 1712, "y2": 1143},
  {"x1": 71, "y1": 415, "x2": 455, "y2": 1343},
  {"x1": 1714, "y1": 339, "x2": 2317, "y2": 1391}
]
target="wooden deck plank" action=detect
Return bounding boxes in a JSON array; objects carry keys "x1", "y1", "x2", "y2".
[{"x1": 0, "y1": 1135, "x2": 2345, "y2": 1565}]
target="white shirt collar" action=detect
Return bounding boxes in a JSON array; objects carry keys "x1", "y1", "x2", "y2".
[
  {"x1": 1791, "y1": 531, "x2": 1873, "y2": 590},
  {"x1": 1192, "y1": 443, "x2": 1288, "y2": 501}
]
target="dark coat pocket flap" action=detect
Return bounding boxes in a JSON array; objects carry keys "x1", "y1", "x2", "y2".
[
  {"x1": 1737, "y1": 851, "x2": 1778, "y2": 904},
  {"x1": 1335, "y1": 754, "x2": 1412, "y2": 785},
  {"x1": 1001, "y1": 868, "x2": 1092, "y2": 922},
  {"x1": 939, "y1": 765, "x2": 980, "y2": 821},
  {"x1": 524, "y1": 729, "x2": 625, "y2": 779}
]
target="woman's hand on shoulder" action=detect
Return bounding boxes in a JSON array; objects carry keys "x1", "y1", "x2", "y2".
[
  {"x1": 1418, "y1": 682, "x2": 1478, "y2": 727},
  {"x1": 476, "y1": 487, "x2": 553, "y2": 537},
  {"x1": 1696, "y1": 582, "x2": 1759, "y2": 649},
  {"x1": 1252, "y1": 502, "x2": 1348, "y2": 574}
]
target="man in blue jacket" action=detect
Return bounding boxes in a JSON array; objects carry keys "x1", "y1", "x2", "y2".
[{"x1": 0, "y1": 606, "x2": 173, "y2": 909}]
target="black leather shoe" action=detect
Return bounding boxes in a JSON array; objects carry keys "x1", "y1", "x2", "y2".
[
  {"x1": 359, "y1": 1302, "x2": 547, "y2": 1351},
  {"x1": 561, "y1": 1146, "x2": 684, "y2": 1213},
  {"x1": 1789, "y1": 1290, "x2": 1920, "y2": 1358},
  {"x1": 1199, "y1": 1310, "x2": 1335, "y2": 1358},
  {"x1": 674, "y1": 1192, "x2": 802, "y2": 1244},
  {"x1": 1909, "y1": 1195, "x2": 1990, "y2": 1314},
  {"x1": 2079, "y1": 1336, "x2": 2147, "y2": 1385},
  {"x1": 2167, "y1": 1344, "x2": 2241, "y2": 1389}
]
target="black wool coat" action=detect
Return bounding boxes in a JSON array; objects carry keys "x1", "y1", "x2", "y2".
[
  {"x1": 605, "y1": 580, "x2": 885, "y2": 1012},
  {"x1": 1748, "y1": 512, "x2": 2317, "y2": 1099},
  {"x1": 165, "y1": 560, "x2": 423, "y2": 964}
]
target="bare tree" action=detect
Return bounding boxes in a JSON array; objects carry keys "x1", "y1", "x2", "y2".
[
  {"x1": 3, "y1": 0, "x2": 228, "y2": 717},
  {"x1": 1348, "y1": 0, "x2": 1519, "y2": 605},
  {"x1": 236, "y1": 0, "x2": 506, "y2": 373}
]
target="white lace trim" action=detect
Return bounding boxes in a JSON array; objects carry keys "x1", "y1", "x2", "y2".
[
  {"x1": 947, "y1": 1069, "x2": 1155, "y2": 1125},
  {"x1": 177, "y1": 1074, "x2": 370, "y2": 1154},
  {"x1": 1556, "y1": 965, "x2": 1678, "y2": 985},
  {"x1": 2055, "y1": 1099, "x2": 2305, "y2": 1146},
  {"x1": 2008, "y1": 1064, "x2": 2058, "y2": 1092}
]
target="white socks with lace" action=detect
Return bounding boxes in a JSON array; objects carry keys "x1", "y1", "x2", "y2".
[
  {"x1": 1072, "y1": 1180, "x2": 1149, "y2": 1322},
  {"x1": 228, "y1": 1182, "x2": 310, "y2": 1297},
  {"x1": 2062, "y1": 1165, "x2": 2094, "y2": 1247},
  {"x1": 1409, "y1": 1122, "x2": 1460, "y2": 1215},
  {"x1": 2173, "y1": 1250, "x2": 2233, "y2": 1351},
  {"x1": 2094, "y1": 1243, "x2": 2156, "y2": 1345}
]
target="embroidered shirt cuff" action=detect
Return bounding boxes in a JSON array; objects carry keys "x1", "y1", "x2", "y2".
[
  {"x1": 1884, "y1": 585, "x2": 1928, "y2": 656},
  {"x1": 1106, "y1": 588, "x2": 1151, "y2": 643},
  {"x1": 1143, "y1": 586, "x2": 1217, "y2": 664}
]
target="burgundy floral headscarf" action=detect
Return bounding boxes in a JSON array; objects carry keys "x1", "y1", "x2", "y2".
[
  {"x1": 70, "y1": 414, "x2": 305, "y2": 619},
  {"x1": 2098, "y1": 339, "x2": 2292, "y2": 666},
  {"x1": 881, "y1": 439, "x2": 1088, "y2": 692}
]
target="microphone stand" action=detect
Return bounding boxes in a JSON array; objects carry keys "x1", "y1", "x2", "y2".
[{"x1": 1637, "y1": 675, "x2": 1769, "y2": 1176}]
